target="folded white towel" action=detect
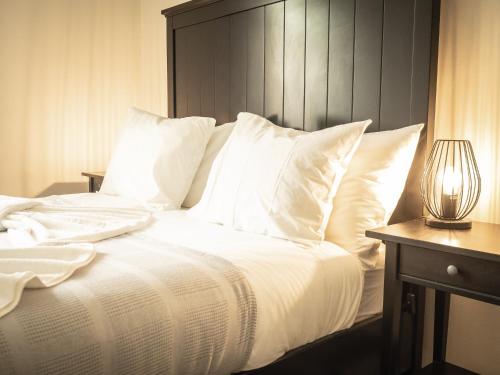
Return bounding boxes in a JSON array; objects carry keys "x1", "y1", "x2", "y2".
[
  {"x1": 0, "y1": 244, "x2": 95, "y2": 317},
  {"x1": 0, "y1": 194, "x2": 153, "y2": 318}
]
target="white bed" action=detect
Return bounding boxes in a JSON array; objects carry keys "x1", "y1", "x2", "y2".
[
  {"x1": 0, "y1": 193, "x2": 383, "y2": 373},
  {"x1": 138, "y1": 202, "x2": 384, "y2": 370}
]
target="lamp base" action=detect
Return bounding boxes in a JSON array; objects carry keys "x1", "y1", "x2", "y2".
[{"x1": 425, "y1": 216, "x2": 472, "y2": 229}]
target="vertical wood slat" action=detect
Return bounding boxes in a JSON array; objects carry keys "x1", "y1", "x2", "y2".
[
  {"x1": 410, "y1": 0, "x2": 433, "y2": 125},
  {"x1": 352, "y1": 0, "x2": 383, "y2": 132},
  {"x1": 187, "y1": 23, "x2": 203, "y2": 116},
  {"x1": 425, "y1": 0, "x2": 441, "y2": 146},
  {"x1": 230, "y1": 12, "x2": 248, "y2": 121},
  {"x1": 304, "y1": 0, "x2": 329, "y2": 131},
  {"x1": 167, "y1": 16, "x2": 176, "y2": 117},
  {"x1": 283, "y1": 0, "x2": 305, "y2": 130},
  {"x1": 174, "y1": 19, "x2": 230, "y2": 121},
  {"x1": 214, "y1": 18, "x2": 231, "y2": 124},
  {"x1": 380, "y1": 0, "x2": 415, "y2": 131},
  {"x1": 247, "y1": 7, "x2": 265, "y2": 116},
  {"x1": 174, "y1": 27, "x2": 190, "y2": 118},
  {"x1": 200, "y1": 21, "x2": 215, "y2": 118},
  {"x1": 327, "y1": 0, "x2": 355, "y2": 126},
  {"x1": 264, "y1": 2, "x2": 284, "y2": 126},
  {"x1": 380, "y1": 0, "x2": 433, "y2": 129}
]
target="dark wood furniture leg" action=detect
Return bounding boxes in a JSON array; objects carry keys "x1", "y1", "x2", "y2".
[
  {"x1": 433, "y1": 290, "x2": 451, "y2": 362},
  {"x1": 82, "y1": 172, "x2": 105, "y2": 193},
  {"x1": 412, "y1": 284, "x2": 426, "y2": 369},
  {"x1": 382, "y1": 241, "x2": 403, "y2": 375}
]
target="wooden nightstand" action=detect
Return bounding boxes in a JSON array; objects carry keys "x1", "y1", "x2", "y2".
[
  {"x1": 366, "y1": 219, "x2": 500, "y2": 375},
  {"x1": 81, "y1": 171, "x2": 105, "y2": 193}
]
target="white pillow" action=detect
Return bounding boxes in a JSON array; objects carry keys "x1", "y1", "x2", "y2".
[
  {"x1": 326, "y1": 123, "x2": 424, "y2": 267},
  {"x1": 190, "y1": 112, "x2": 371, "y2": 242},
  {"x1": 100, "y1": 108, "x2": 215, "y2": 207},
  {"x1": 183, "y1": 122, "x2": 235, "y2": 208}
]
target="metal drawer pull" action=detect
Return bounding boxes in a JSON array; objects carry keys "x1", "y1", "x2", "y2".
[{"x1": 447, "y1": 265, "x2": 459, "y2": 276}]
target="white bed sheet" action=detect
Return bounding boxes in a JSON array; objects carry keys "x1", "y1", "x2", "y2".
[
  {"x1": 356, "y1": 246, "x2": 384, "y2": 323},
  {"x1": 0, "y1": 193, "x2": 381, "y2": 371},
  {"x1": 143, "y1": 207, "x2": 365, "y2": 370}
]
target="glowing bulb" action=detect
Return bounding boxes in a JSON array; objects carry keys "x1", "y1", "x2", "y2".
[{"x1": 442, "y1": 166, "x2": 462, "y2": 196}]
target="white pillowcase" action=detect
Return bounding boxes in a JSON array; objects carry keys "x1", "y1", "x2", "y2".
[
  {"x1": 190, "y1": 112, "x2": 371, "y2": 242},
  {"x1": 326, "y1": 123, "x2": 424, "y2": 268},
  {"x1": 100, "y1": 108, "x2": 215, "y2": 207},
  {"x1": 183, "y1": 122, "x2": 235, "y2": 208}
]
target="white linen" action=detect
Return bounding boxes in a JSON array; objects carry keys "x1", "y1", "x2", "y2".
[
  {"x1": 0, "y1": 193, "x2": 365, "y2": 372},
  {"x1": 0, "y1": 196, "x2": 40, "y2": 231},
  {"x1": 191, "y1": 112, "x2": 371, "y2": 242},
  {"x1": 0, "y1": 234, "x2": 256, "y2": 375},
  {"x1": 0, "y1": 244, "x2": 95, "y2": 319},
  {"x1": 183, "y1": 122, "x2": 235, "y2": 208},
  {"x1": 1, "y1": 194, "x2": 152, "y2": 246},
  {"x1": 147, "y1": 209, "x2": 365, "y2": 370},
  {"x1": 326, "y1": 123, "x2": 424, "y2": 268},
  {"x1": 0, "y1": 194, "x2": 152, "y2": 319},
  {"x1": 100, "y1": 107, "x2": 215, "y2": 207},
  {"x1": 355, "y1": 245, "x2": 385, "y2": 323}
]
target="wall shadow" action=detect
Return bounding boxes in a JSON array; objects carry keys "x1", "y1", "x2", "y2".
[{"x1": 36, "y1": 182, "x2": 88, "y2": 197}]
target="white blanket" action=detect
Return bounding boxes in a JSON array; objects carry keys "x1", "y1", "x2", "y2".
[
  {"x1": 0, "y1": 194, "x2": 152, "y2": 318},
  {"x1": 0, "y1": 194, "x2": 365, "y2": 373}
]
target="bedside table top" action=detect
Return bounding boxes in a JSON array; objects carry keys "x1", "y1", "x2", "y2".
[
  {"x1": 81, "y1": 171, "x2": 105, "y2": 178},
  {"x1": 366, "y1": 218, "x2": 500, "y2": 263}
]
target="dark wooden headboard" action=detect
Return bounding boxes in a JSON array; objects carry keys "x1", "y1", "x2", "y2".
[{"x1": 162, "y1": 0, "x2": 440, "y2": 221}]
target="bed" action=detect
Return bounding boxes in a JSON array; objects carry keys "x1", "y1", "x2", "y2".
[
  {"x1": 161, "y1": 0, "x2": 440, "y2": 373},
  {"x1": 0, "y1": 0, "x2": 440, "y2": 374},
  {"x1": 0, "y1": 193, "x2": 382, "y2": 373}
]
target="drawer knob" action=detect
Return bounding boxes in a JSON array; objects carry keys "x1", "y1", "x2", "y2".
[{"x1": 447, "y1": 265, "x2": 459, "y2": 276}]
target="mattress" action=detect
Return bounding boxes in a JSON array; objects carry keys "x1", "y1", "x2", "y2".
[{"x1": 0, "y1": 193, "x2": 383, "y2": 373}]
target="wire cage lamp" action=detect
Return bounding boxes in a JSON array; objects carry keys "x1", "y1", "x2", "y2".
[{"x1": 420, "y1": 140, "x2": 481, "y2": 229}]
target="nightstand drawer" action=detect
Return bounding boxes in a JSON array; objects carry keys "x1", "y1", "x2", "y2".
[{"x1": 399, "y1": 245, "x2": 500, "y2": 298}]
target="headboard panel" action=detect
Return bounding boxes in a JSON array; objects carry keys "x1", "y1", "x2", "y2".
[{"x1": 162, "y1": 0, "x2": 440, "y2": 220}]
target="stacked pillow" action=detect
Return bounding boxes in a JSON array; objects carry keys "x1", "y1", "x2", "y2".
[
  {"x1": 326, "y1": 124, "x2": 424, "y2": 267},
  {"x1": 189, "y1": 112, "x2": 371, "y2": 242},
  {"x1": 103, "y1": 108, "x2": 423, "y2": 268},
  {"x1": 100, "y1": 108, "x2": 215, "y2": 209},
  {"x1": 187, "y1": 113, "x2": 423, "y2": 267},
  {"x1": 183, "y1": 122, "x2": 235, "y2": 208}
]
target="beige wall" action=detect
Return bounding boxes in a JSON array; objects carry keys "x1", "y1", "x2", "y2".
[
  {"x1": 422, "y1": 1, "x2": 500, "y2": 374},
  {"x1": 0, "y1": 0, "x2": 188, "y2": 197}
]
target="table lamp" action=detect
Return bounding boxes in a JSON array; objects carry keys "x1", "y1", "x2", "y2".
[{"x1": 421, "y1": 139, "x2": 481, "y2": 229}]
